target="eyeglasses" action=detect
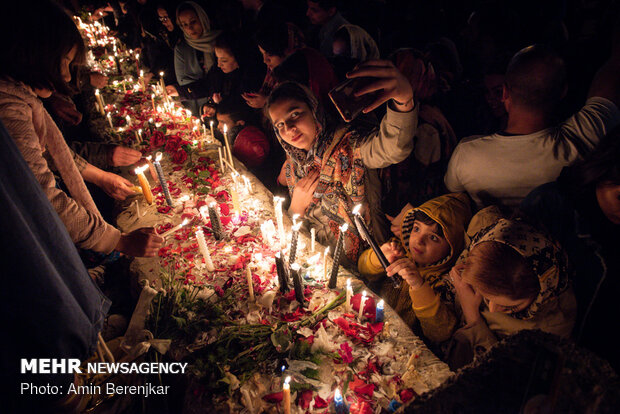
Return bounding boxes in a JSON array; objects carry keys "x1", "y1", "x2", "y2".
[{"x1": 158, "y1": 16, "x2": 170, "y2": 22}]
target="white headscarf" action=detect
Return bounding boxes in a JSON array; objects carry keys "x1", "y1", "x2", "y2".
[{"x1": 176, "y1": 1, "x2": 220, "y2": 70}]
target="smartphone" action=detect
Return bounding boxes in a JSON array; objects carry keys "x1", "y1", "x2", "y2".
[{"x1": 328, "y1": 77, "x2": 378, "y2": 122}]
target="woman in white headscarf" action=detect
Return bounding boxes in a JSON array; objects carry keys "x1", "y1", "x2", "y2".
[{"x1": 167, "y1": 1, "x2": 220, "y2": 115}]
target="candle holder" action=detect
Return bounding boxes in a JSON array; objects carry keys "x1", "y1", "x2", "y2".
[
  {"x1": 352, "y1": 204, "x2": 402, "y2": 289},
  {"x1": 275, "y1": 251, "x2": 290, "y2": 293},
  {"x1": 290, "y1": 263, "x2": 306, "y2": 307},
  {"x1": 208, "y1": 202, "x2": 224, "y2": 240},
  {"x1": 328, "y1": 223, "x2": 348, "y2": 289}
]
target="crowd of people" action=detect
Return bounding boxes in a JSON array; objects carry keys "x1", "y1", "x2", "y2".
[{"x1": 1, "y1": 0, "x2": 619, "y2": 410}]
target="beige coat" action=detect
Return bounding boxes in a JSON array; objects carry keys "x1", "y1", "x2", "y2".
[{"x1": 0, "y1": 80, "x2": 120, "y2": 253}]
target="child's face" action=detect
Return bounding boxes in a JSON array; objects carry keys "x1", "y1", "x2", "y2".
[
  {"x1": 408, "y1": 220, "x2": 450, "y2": 266},
  {"x1": 216, "y1": 113, "x2": 242, "y2": 134}
]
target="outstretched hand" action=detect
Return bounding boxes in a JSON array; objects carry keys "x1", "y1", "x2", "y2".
[
  {"x1": 346, "y1": 60, "x2": 414, "y2": 113},
  {"x1": 116, "y1": 227, "x2": 163, "y2": 257}
]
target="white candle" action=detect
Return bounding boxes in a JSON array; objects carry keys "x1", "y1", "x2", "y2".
[
  {"x1": 209, "y1": 120, "x2": 214, "y2": 139},
  {"x1": 196, "y1": 228, "x2": 215, "y2": 271},
  {"x1": 274, "y1": 196, "x2": 285, "y2": 249},
  {"x1": 346, "y1": 278, "x2": 353, "y2": 311},
  {"x1": 151, "y1": 94, "x2": 156, "y2": 112},
  {"x1": 310, "y1": 228, "x2": 316, "y2": 253},
  {"x1": 323, "y1": 246, "x2": 330, "y2": 281},
  {"x1": 246, "y1": 266, "x2": 255, "y2": 302},
  {"x1": 161, "y1": 218, "x2": 189, "y2": 238},
  {"x1": 106, "y1": 112, "x2": 113, "y2": 128},
  {"x1": 358, "y1": 290, "x2": 367, "y2": 322},
  {"x1": 283, "y1": 376, "x2": 291, "y2": 414},
  {"x1": 125, "y1": 115, "x2": 132, "y2": 127},
  {"x1": 217, "y1": 147, "x2": 224, "y2": 172},
  {"x1": 94, "y1": 89, "x2": 105, "y2": 115},
  {"x1": 223, "y1": 124, "x2": 233, "y2": 166}
]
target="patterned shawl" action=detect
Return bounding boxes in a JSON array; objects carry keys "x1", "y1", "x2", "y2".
[{"x1": 273, "y1": 83, "x2": 371, "y2": 261}]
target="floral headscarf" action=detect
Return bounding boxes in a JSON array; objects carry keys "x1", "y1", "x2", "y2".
[{"x1": 468, "y1": 218, "x2": 570, "y2": 320}]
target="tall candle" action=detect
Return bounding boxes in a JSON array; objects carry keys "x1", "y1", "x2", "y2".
[
  {"x1": 223, "y1": 124, "x2": 233, "y2": 167},
  {"x1": 328, "y1": 223, "x2": 348, "y2": 289},
  {"x1": 106, "y1": 112, "x2": 113, "y2": 128},
  {"x1": 159, "y1": 71, "x2": 167, "y2": 100},
  {"x1": 352, "y1": 204, "x2": 401, "y2": 288},
  {"x1": 345, "y1": 278, "x2": 353, "y2": 311},
  {"x1": 310, "y1": 228, "x2": 316, "y2": 253},
  {"x1": 153, "y1": 152, "x2": 173, "y2": 206},
  {"x1": 94, "y1": 89, "x2": 105, "y2": 115},
  {"x1": 139, "y1": 69, "x2": 146, "y2": 92},
  {"x1": 288, "y1": 215, "x2": 302, "y2": 265},
  {"x1": 209, "y1": 120, "x2": 214, "y2": 139},
  {"x1": 323, "y1": 246, "x2": 330, "y2": 281},
  {"x1": 125, "y1": 115, "x2": 132, "y2": 127},
  {"x1": 274, "y1": 196, "x2": 285, "y2": 249},
  {"x1": 217, "y1": 147, "x2": 224, "y2": 172},
  {"x1": 196, "y1": 228, "x2": 215, "y2": 271},
  {"x1": 375, "y1": 299, "x2": 385, "y2": 323},
  {"x1": 161, "y1": 218, "x2": 189, "y2": 238},
  {"x1": 275, "y1": 251, "x2": 289, "y2": 293},
  {"x1": 208, "y1": 202, "x2": 223, "y2": 240},
  {"x1": 151, "y1": 94, "x2": 156, "y2": 112},
  {"x1": 358, "y1": 290, "x2": 367, "y2": 322},
  {"x1": 230, "y1": 184, "x2": 241, "y2": 216},
  {"x1": 283, "y1": 376, "x2": 291, "y2": 414},
  {"x1": 246, "y1": 265, "x2": 255, "y2": 302},
  {"x1": 290, "y1": 263, "x2": 305, "y2": 306},
  {"x1": 114, "y1": 52, "x2": 122, "y2": 75},
  {"x1": 135, "y1": 53, "x2": 140, "y2": 73},
  {"x1": 134, "y1": 165, "x2": 153, "y2": 205}
]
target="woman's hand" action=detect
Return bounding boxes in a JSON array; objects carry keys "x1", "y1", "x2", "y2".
[
  {"x1": 380, "y1": 240, "x2": 405, "y2": 263},
  {"x1": 386, "y1": 203, "x2": 413, "y2": 238},
  {"x1": 289, "y1": 169, "x2": 319, "y2": 215},
  {"x1": 166, "y1": 85, "x2": 179, "y2": 96},
  {"x1": 90, "y1": 72, "x2": 109, "y2": 89},
  {"x1": 115, "y1": 227, "x2": 163, "y2": 257},
  {"x1": 386, "y1": 257, "x2": 423, "y2": 288},
  {"x1": 109, "y1": 146, "x2": 142, "y2": 167},
  {"x1": 346, "y1": 60, "x2": 414, "y2": 113},
  {"x1": 97, "y1": 171, "x2": 135, "y2": 200},
  {"x1": 242, "y1": 92, "x2": 266, "y2": 109},
  {"x1": 451, "y1": 264, "x2": 483, "y2": 325},
  {"x1": 277, "y1": 160, "x2": 289, "y2": 186}
]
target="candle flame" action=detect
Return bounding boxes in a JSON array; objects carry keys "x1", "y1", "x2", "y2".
[
  {"x1": 362, "y1": 290, "x2": 367, "y2": 298},
  {"x1": 159, "y1": 71, "x2": 164, "y2": 77},
  {"x1": 155, "y1": 152, "x2": 163, "y2": 162},
  {"x1": 140, "y1": 70, "x2": 144, "y2": 77},
  {"x1": 210, "y1": 120, "x2": 214, "y2": 126},
  {"x1": 275, "y1": 251, "x2": 281, "y2": 259},
  {"x1": 223, "y1": 124, "x2": 228, "y2": 134},
  {"x1": 346, "y1": 278, "x2": 351, "y2": 287},
  {"x1": 95, "y1": 89, "x2": 100, "y2": 95},
  {"x1": 324, "y1": 246, "x2": 330, "y2": 255},
  {"x1": 352, "y1": 204, "x2": 362, "y2": 215},
  {"x1": 340, "y1": 223, "x2": 349, "y2": 232},
  {"x1": 209, "y1": 201, "x2": 217, "y2": 208},
  {"x1": 284, "y1": 376, "x2": 291, "y2": 385},
  {"x1": 377, "y1": 299, "x2": 384, "y2": 308},
  {"x1": 145, "y1": 155, "x2": 152, "y2": 161},
  {"x1": 291, "y1": 263, "x2": 300, "y2": 271},
  {"x1": 134, "y1": 165, "x2": 147, "y2": 174},
  {"x1": 151, "y1": 94, "x2": 155, "y2": 99},
  {"x1": 334, "y1": 388, "x2": 342, "y2": 399},
  {"x1": 293, "y1": 221, "x2": 302, "y2": 231}
]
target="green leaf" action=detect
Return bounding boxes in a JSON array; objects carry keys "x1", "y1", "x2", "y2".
[
  {"x1": 270, "y1": 330, "x2": 293, "y2": 353},
  {"x1": 172, "y1": 315, "x2": 187, "y2": 328},
  {"x1": 198, "y1": 170, "x2": 211, "y2": 179},
  {"x1": 301, "y1": 368, "x2": 320, "y2": 380}
]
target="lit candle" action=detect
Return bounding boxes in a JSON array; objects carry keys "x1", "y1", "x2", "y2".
[
  {"x1": 310, "y1": 228, "x2": 316, "y2": 253},
  {"x1": 223, "y1": 124, "x2": 233, "y2": 167},
  {"x1": 274, "y1": 196, "x2": 285, "y2": 249},
  {"x1": 333, "y1": 388, "x2": 346, "y2": 414},
  {"x1": 246, "y1": 265, "x2": 255, "y2": 302},
  {"x1": 323, "y1": 246, "x2": 330, "y2": 281},
  {"x1": 106, "y1": 112, "x2": 113, "y2": 128},
  {"x1": 290, "y1": 263, "x2": 305, "y2": 306},
  {"x1": 94, "y1": 89, "x2": 105, "y2": 115},
  {"x1": 352, "y1": 204, "x2": 401, "y2": 289},
  {"x1": 345, "y1": 278, "x2": 353, "y2": 311},
  {"x1": 114, "y1": 52, "x2": 122, "y2": 75},
  {"x1": 288, "y1": 215, "x2": 302, "y2": 265},
  {"x1": 275, "y1": 251, "x2": 289, "y2": 293},
  {"x1": 375, "y1": 299, "x2": 385, "y2": 323},
  {"x1": 153, "y1": 152, "x2": 173, "y2": 206},
  {"x1": 358, "y1": 290, "x2": 367, "y2": 322},
  {"x1": 135, "y1": 53, "x2": 140, "y2": 73},
  {"x1": 328, "y1": 223, "x2": 348, "y2": 289},
  {"x1": 151, "y1": 94, "x2": 156, "y2": 112},
  {"x1": 161, "y1": 218, "x2": 189, "y2": 238},
  {"x1": 209, "y1": 120, "x2": 214, "y2": 139},
  {"x1": 196, "y1": 228, "x2": 215, "y2": 271},
  {"x1": 134, "y1": 165, "x2": 153, "y2": 205},
  {"x1": 230, "y1": 184, "x2": 241, "y2": 216},
  {"x1": 208, "y1": 202, "x2": 223, "y2": 240},
  {"x1": 159, "y1": 71, "x2": 167, "y2": 100},
  {"x1": 139, "y1": 69, "x2": 146, "y2": 92},
  {"x1": 283, "y1": 376, "x2": 291, "y2": 414},
  {"x1": 125, "y1": 115, "x2": 132, "y2": 127},
  {"x1": 138, "y1": 128, "x2": 143, "y2": 142}
]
